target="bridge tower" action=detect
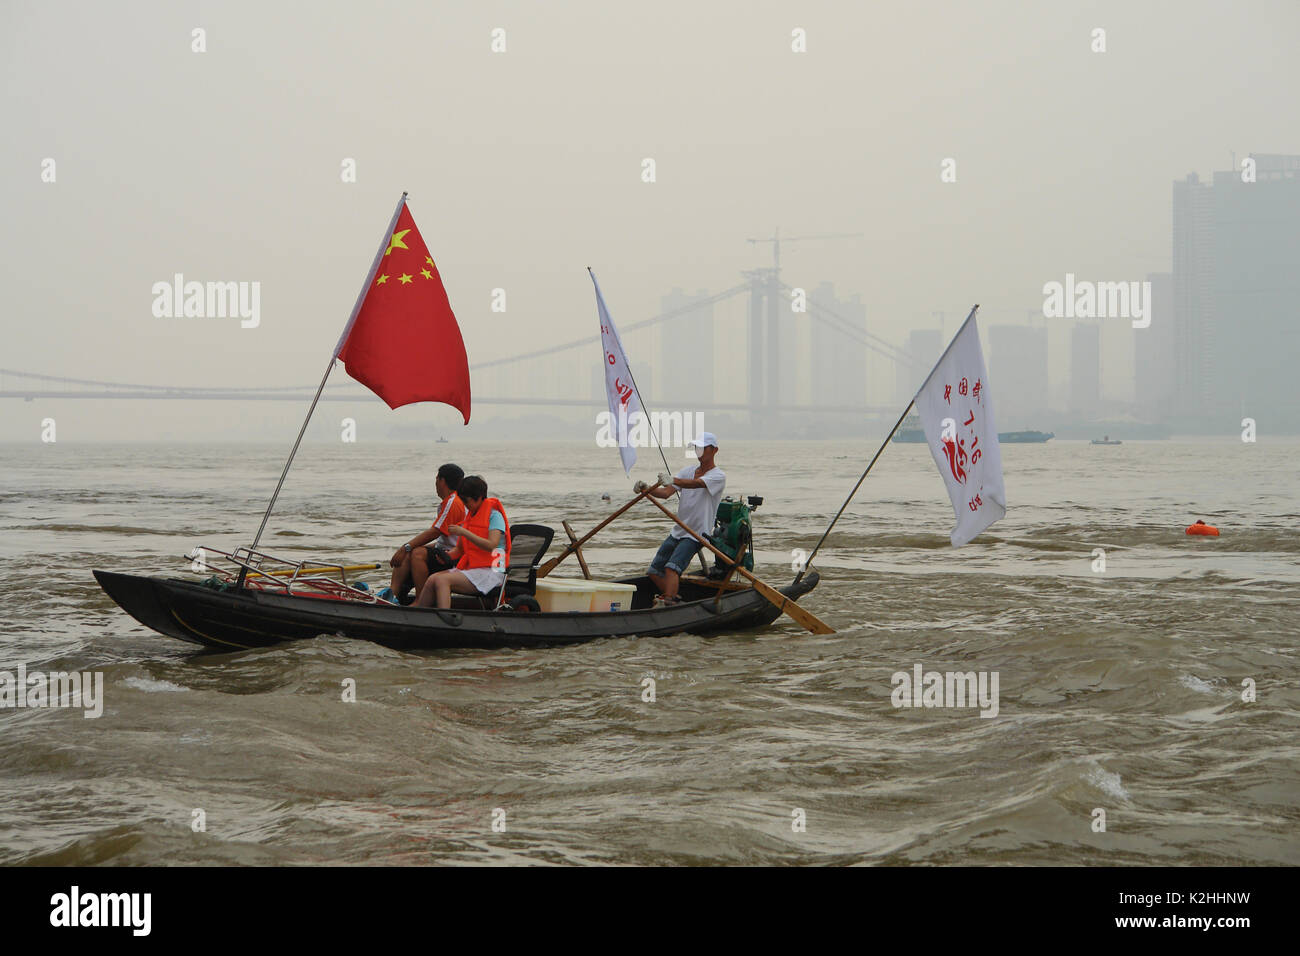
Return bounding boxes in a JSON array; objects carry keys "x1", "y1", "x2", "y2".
[{"x1": 744, "y1": 229, "x2": 864, "y2": 436}]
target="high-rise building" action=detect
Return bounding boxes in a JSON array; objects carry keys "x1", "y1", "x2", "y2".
[
  {"x1": 988, "y1": 325, "x2": 1049, "y2": 427},
  {"x1": 809, "y1": 281, "x2": 867, "y2": 409},
  {"x1": 1210, "y1": 155, "x2": 1300, "y2": 430},
  {"x1": 657, "y1": 288, "x2": 713, "y2": 410},
  {"x1": 1070, "y1": 322, "x2": 1101, "y2": 418},
  {"x1": 1135, "y1": 272, "x2": 1174, "y2": 421},
  {"x1": 1172, "y1": 172, "x2": 1216, "y2": 421},
  {"x1": 897, "y1": 328, "x2": 942, "y2": 404},
  {"x1": 1170, "y1": 155, "x2": 1300, "y2": 431}
]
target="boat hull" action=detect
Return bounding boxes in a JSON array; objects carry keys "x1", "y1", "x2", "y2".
[{"x1": 93, "y1": 569, "x2": 821, "y2": 652}]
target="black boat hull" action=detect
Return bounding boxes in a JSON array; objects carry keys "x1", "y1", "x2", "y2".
[{"x1": 92, "y1": 569, "x2": 821, "y2": 652}]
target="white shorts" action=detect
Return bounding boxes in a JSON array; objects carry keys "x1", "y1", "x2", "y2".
[{"x1": 461, "y1": 567, "x2": 506, "y2": 594}]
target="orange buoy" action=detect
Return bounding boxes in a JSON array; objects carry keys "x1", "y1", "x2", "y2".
[{"x1": 1185, "y1": 520, "x2": 1219, "y2": 536}]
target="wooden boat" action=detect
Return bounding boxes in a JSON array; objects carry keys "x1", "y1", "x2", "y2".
[
  {"x1": 87, "y1": 197, "x2": 836, "y2": 651},
  {"x1": 92, "y1": 565, "x2": 820, "y2": 652}
]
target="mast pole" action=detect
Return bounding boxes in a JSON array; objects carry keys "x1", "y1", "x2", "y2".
[
  {"x1": 237, "y1": 192, "x2": 409, "y2": 585},
  {"x1": 794, "y1": 399, "x2": 914, "y2": 583},
  {"x1": 794, "y1": 305, "x2": 979, "y2": 583},
  {"x1": 245, "y1": 357, "x2": 337, "y2": 555}
]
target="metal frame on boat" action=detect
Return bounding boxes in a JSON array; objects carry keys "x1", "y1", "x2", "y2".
[{"x1": 182, "y1": 545, "x2": 384, "y2": 601}]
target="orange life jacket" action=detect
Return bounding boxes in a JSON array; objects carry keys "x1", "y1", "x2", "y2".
[{"x1": 456, "y1": 497, "x2": 511, "y2": 571}]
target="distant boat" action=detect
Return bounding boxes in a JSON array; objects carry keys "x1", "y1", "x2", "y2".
[
  {"x1": 1090, "y1": 435, "x2": 1122, "y2": 445},
  {"x1": 892, "y1": 415, "x2": 1054, "y2": 444},
  {"x1": 891, "y1": 414, "x2": 926, "y2": 443},
  {"x1": 436, "y1": 436, "x2": 449, "y2": 443}
]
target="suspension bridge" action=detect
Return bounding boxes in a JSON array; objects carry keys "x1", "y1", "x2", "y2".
[{"x1": 1, "y1": 232, "x2": 940, "y2": 429}]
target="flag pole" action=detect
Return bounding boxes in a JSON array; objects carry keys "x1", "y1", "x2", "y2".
[
  {"x1": 588, "y1": 268, "x2": 674, "y2": 479},
  {"x1": 244, "y1": 358, "x2": 336, "y2": 558},
  {"x1": 793, "y1": 399, "x2": 914, "y2": 583},
  {"x1": 794, "y1": 304, "x2": 979, "y2": 583},
  {"x1": 238, "y1": 192, "x2": 408, "y2": 585}
]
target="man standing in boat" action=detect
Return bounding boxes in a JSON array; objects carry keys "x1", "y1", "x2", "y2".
[
  {"x1": 385, "y1": 463, "x2": 466, "y2": 604},
  {"x1": 415, "y1": 475, "x2": 511, "y2": 609},
  {"x1": 635, "y1": 432, "x2": 726, "y2": 605}
]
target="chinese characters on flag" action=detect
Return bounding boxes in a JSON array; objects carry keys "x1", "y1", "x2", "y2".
[
  {"x1": 913, "y1": 309, "x2": 1006, "y2": 546},
  {"x1": 589, "y1": 268, "x2": 643, "y2": 475}
]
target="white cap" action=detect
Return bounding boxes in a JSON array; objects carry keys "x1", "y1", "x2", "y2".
[{"x1": 688, "y1": 431, "x2": 719, "y2": 449}]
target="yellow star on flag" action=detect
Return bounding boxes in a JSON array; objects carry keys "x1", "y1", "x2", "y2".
[
  {"x1": 385, "y1": 229, "x2": 411, "y2": 256},
  {"x1": 425, "y1": 256, "x2": 434, "y2": 266},
  {"x1": 421, "y1": 268, "x2": 432, "y2": 280},
  {"x1": 398, "y1": 273, "x2": 413, "y2": 284},
  {"x1": 375, "y1": 274, "x2": 389, "y2": 285}
]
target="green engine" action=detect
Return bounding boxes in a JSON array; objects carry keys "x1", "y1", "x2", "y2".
[{"x1": 707, "y1": 495, "x2": 761, "y2": 577}]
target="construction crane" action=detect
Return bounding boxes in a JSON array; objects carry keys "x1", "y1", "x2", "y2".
[{"x1": 745, "y1": 227, "x2": 865, "y2": 275}]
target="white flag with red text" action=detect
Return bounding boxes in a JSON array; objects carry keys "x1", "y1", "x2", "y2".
[
  {"x1": 913, "y1": 309, "x2": 1006, "y2": 546},
  {"x1": 589, "y1": 269, "x2": 642, "y2": 475}
]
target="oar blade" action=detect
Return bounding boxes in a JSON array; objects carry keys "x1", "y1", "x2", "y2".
[
  {"x1": 640, "y1": 492, "x2": 833, "y2": 634},
  {"x1": 747, "y1": 574, "x2": 835, "y2": 634}
]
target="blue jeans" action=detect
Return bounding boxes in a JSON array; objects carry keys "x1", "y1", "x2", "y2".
[{"x1": 648, "y1": 534, "x2": 702, "y2": 576}]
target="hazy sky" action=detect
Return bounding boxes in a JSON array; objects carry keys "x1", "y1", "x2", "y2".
[{"x1": 2, "y1": 0, "x2": 1297, "y2": 440}]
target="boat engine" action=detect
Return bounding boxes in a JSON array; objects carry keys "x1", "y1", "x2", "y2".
[{"x1": 707, "y1": 495, "x2": 760, "y2": 578}]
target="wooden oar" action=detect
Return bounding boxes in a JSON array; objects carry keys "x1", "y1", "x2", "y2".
[
  {"x1": 642, "y1": 494, "x2": 834, "y2": 635},
  {"x1": 712, "y1": 537, "x2": 749, "y2": 608},
  {"x1": 536, "y1": 486, "x2": 656, "y2": 578},
  {"x1": 561, "y1": 521, "x2": 592, "y2": 580}
]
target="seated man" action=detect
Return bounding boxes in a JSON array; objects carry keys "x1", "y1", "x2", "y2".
[
  {"x1": 415, "y1": 475, "x2": 512, "y2": 609},
  {"x1": 386, "y1": 463, "x2": 466, "y2": 603},
  {"x1": 635, "y1": 432, "x2": 726, "y2": 605}
]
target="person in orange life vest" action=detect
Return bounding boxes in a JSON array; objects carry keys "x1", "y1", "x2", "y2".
[
  {"x1": 388, "y1": 463, "x2": 466, "y2": 603},
  {"x1": 415, "y1": 475, "x2": 511, "y2": 609}
]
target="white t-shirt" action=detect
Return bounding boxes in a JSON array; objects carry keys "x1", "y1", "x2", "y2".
[{"x1": 670, "y1": 464, "x2": 727, "y2": 540}]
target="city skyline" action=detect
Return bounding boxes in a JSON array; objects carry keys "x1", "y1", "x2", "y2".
[
  {"x1": 3, "y1": 2, "x2": 1297, "y2": 440},
  {"x1": 8, "y1": 161, "x2": 1290, "y2": 438}
]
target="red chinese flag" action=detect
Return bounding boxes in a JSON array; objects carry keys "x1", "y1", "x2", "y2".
[{"x1": 335, "y1": 200, "x2": 471, "y2": 421}]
